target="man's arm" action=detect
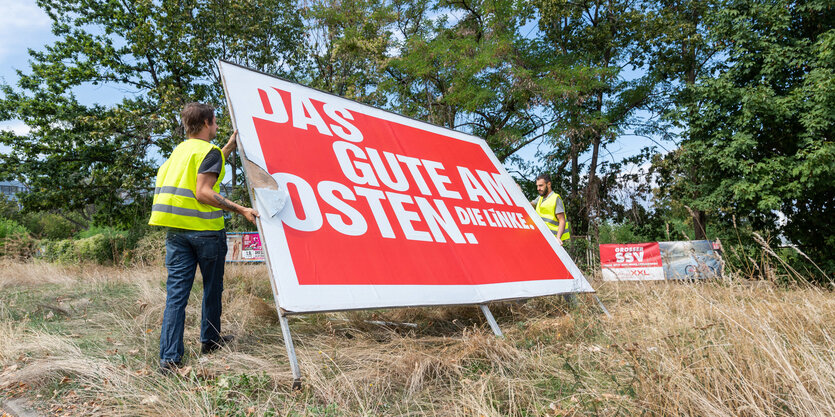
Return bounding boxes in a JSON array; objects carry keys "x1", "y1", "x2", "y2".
[
  {"x1": 555, "y1": 212, "x2": 566, "y2": 246},
  {"x1": 221, "y1": 130, "x2": 238, "y2": 159},
  {"x1": 195, "y1": 172, "x2": 259, "y2": 223},
  {"x1": 554, "y1": 196, "x2": 566, "y2": 246}
]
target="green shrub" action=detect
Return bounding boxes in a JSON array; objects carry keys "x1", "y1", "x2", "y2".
[
  {"x1": 75, "y1": 225, "x2": 124, "y2": 239},
  {"x1": 0, "y1": 218, "x2": 29, "y2": 239},
  {"x1": 38, "y1": 228, "x2": 130, "y2": 265},
  {"x1": 21, "y1": 212, "x2": 79, "y2": 239},
  {"x1": 598, "y1": 221, "x2": 650, "y2": 244},
  {"x1": 0, "y1": 218, "x2": 34, "y2": 259},
  {"x1": 36, "y1": 225, "x2": 147, "y2": 265},
  {"x1": 38, "y1": 239, "x2": 77, "y2": 263},
  {"x1": 75, "y1": 234, "x2": 107, "y2": 264},
  {"x1": 132, "y1": 228, "x2": 166, "y2": 266},
  {"x1": 0, "y1": 195, "x2": 22, "y2": 221}
]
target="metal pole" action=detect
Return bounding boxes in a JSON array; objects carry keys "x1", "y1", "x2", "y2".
[
  {"x1": 279, "y1": 311, "x2": 302, "y2": 390},
  {"x1": 479, "y1": 304, "x2": 503, "y2": 337},
  {"x1": 593, "y1": 294, "x2": 611, "y2": 318}
]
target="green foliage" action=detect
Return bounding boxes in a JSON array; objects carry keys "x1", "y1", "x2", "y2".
[
  {"x1": 39, "y1": 239, "x2": 78, "y2": 264},
  {"x1": 75, "y1": 233, "x2": 127, "y2": 265},
  {"x1": 0, "y1": 0, "x2": 831, "y2": 281},
  {"x1": 0, "y1": 217, "x2": 33, "y2": 259},
  {"x1": 76, "y1": 225, "x2": 126, "y2": 240},
  {"x1": 381, "y1": 0, "x2": 561, "y2": 162},
  {"x1": 0, "y1": 195, "x2": 21, "y2": 220},
  {"x1": 0, "y1": 0, "x2": 304, "y2": 226},
  {"x1": 20, "y1": 212, "x2": 81, "y2": 240},
  {"x1": 0, "y1": 218, "x2": 29, "y2": 239},
  {"x1": 535, "y1": 0, "x2": 658, "y2": 237},
  {"x1": 654, "y1": 0, "x2": 835, "y2": 278},
  {"x1": 302, "y1": 0, "x2": 395, "y2": 106},
  {"x1": 0, "y1": 196, "x2": 83, "y2": 239},
  {"x1": 598, "y1": 222, "x2": 650, "y2": 244},
  {"x1": 132, "y1": 228, "x2": 166, "y2": 266},
  {"x1": 39, "y1": 227, "x2": 130, "y2": 265}
]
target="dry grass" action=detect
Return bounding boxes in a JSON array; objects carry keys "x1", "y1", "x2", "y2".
[{"x1": 1, "y1": 261, "x2": 834, "y2": 416}]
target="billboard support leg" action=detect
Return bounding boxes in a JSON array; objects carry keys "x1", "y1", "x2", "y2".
[
  {"x1": 593, "y1": 294, "x2": 611, "y2": 318},
  {"x1": 479, "y1": 304, "x2": 503, "y2": 337},
  {"x1": 279, "y1": 312, "x2": 302, "y2": 390}
]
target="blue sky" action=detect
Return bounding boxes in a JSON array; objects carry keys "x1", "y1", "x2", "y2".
[{"x1": 0, "y1": 0, "x2": 53, "y2": 141}]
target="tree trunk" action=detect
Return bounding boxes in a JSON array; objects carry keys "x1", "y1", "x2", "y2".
[
  {"x1": 570, "y1": 135, "x2": 579, "y2": 200},
  {"x1": 586, "y1": 131, "x2": 602, "y2": 241},
  {"x1": 693, "y1": 209, "x2": 707, "y2": 240},
  {"x1": 685, "y1": 43, "x2": 704, "y2": 240}
]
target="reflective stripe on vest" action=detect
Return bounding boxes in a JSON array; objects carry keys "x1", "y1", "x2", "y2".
[
  {"x1": 535, "y1": 192, "x2": 571, "y2": 241},
  {"x1": 148, "y1": 139, "x2": 226, "y2": 231}
]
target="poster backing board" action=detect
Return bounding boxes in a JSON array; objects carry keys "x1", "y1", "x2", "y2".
[{"x1": 219, "y1": 60, "x2": 594, "y2": 314}]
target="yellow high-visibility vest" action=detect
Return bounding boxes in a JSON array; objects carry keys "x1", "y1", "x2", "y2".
[
  {"x1": 535, "y1": 192, "x2": 570, "y2": 241},
  {"x1": 148, "y1": 139, "x2": 226, "y2": 231}
]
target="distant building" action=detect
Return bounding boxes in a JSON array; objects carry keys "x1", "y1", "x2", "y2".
[{"x1": 0, "y1": 180, "x2": 25, "y2": 200}]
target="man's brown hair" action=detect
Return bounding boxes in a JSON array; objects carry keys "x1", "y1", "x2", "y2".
[{"x1": 181, "y1": 102, "x2": 215, "y2": 136}]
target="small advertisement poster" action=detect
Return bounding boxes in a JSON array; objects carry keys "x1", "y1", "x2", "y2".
[
  {"x1": 226, "y1": 232, "x2": 265, "y2": 262},
  {"x1": 600, "y1": 240, "x2": 723, "y2": 281},
  {"x1": 600, "y1": 242, "x2": 665, "y2": 281},
  {"x1": 659, "y1": 240, "x2": 723, "y2": 280},
  {"x1": 241, "y1": 233, "x2": 264, "y2": 260}
]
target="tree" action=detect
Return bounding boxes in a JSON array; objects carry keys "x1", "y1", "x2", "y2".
[
  {"x1": 645, "y1": 0, "x2": 723, "y2": 239},
  {"x1": 0, "y1": 0, "x2": 303, "y2": 227},
  {"x1": 381, "y1": 0, "x2": 574, "y2": 164},
  {"x1": 300, "y1": 0, "x2": 396, "y2": 107},
  {"x1": 658, "y1": 0, "x2": 835, "y2": 273},
  {"x1": 535, "y1": 0, "x2": 656, "y2": 240}
]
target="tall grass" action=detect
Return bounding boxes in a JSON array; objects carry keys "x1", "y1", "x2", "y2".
[{"x1": 1, "y1": 260, "x2": 833, "y2": 416}]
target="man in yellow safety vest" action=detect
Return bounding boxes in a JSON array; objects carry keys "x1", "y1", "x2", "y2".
[
  {"x1": 531, "y1": 173, "x2": 570, "y2": 245},
  {"x1": 149, "y1": 102, "x2": 259, "y2": 375},
  {"x1": 531, "y1": 173, "x2": 578, "y2": 305}
]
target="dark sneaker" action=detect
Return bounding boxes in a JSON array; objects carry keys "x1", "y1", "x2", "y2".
[
  {"x1": 158, "y1": 360, "x2": 182, "y2": 375},
  {"x1": 201, "y1": 335, "x2": 234, "y2": 354}
]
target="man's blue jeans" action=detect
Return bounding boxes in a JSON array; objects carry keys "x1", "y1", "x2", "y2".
[{"x1": 159, "y1": 228, "x2": 227, "y2": 366}]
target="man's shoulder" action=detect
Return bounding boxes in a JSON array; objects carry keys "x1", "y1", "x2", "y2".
[{"x1": 199, "y1": 148, "x2": 223, "y2": 175}]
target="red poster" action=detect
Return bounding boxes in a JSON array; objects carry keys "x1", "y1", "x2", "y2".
[
  {"x1": 253, "y1": 94, "x2": 567, "y2": 286},
  {"x1": 600, "y1": 243, "x2": 664, "y2": 281}
]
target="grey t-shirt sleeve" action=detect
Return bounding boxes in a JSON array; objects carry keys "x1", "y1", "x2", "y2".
[
  {"x1": 198, "y1": 149, "x2": 223, "y2": 175},
  {"x1": 554, "y1": 196, "x2": 565, "y2": 215}
]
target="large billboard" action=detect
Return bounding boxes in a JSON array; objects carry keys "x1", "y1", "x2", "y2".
[{"x1": 219, "y1": 61, "x2": 593, "y2": 313}]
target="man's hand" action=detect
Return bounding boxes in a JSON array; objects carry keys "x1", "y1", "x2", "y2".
[
  {"x1": 241, "y1": 207, "x2": 259, "y2": 224},
  {"x1": 222, "y1": 130, "x2": 238, "y2": 158}
]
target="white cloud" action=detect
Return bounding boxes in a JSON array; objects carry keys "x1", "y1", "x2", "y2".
[
  {"x1": 0, "y1": 121, "x2": 30, "y2": 154},
  {"x1": 0, "y1": 1, "x2": 50, "y2": 30},
  {"x1": 0, "y1": 1, "x2": 51, "y2": 60},
  {"x1": 0, "y1": 119, "x2": 30, "y2": 136}
]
